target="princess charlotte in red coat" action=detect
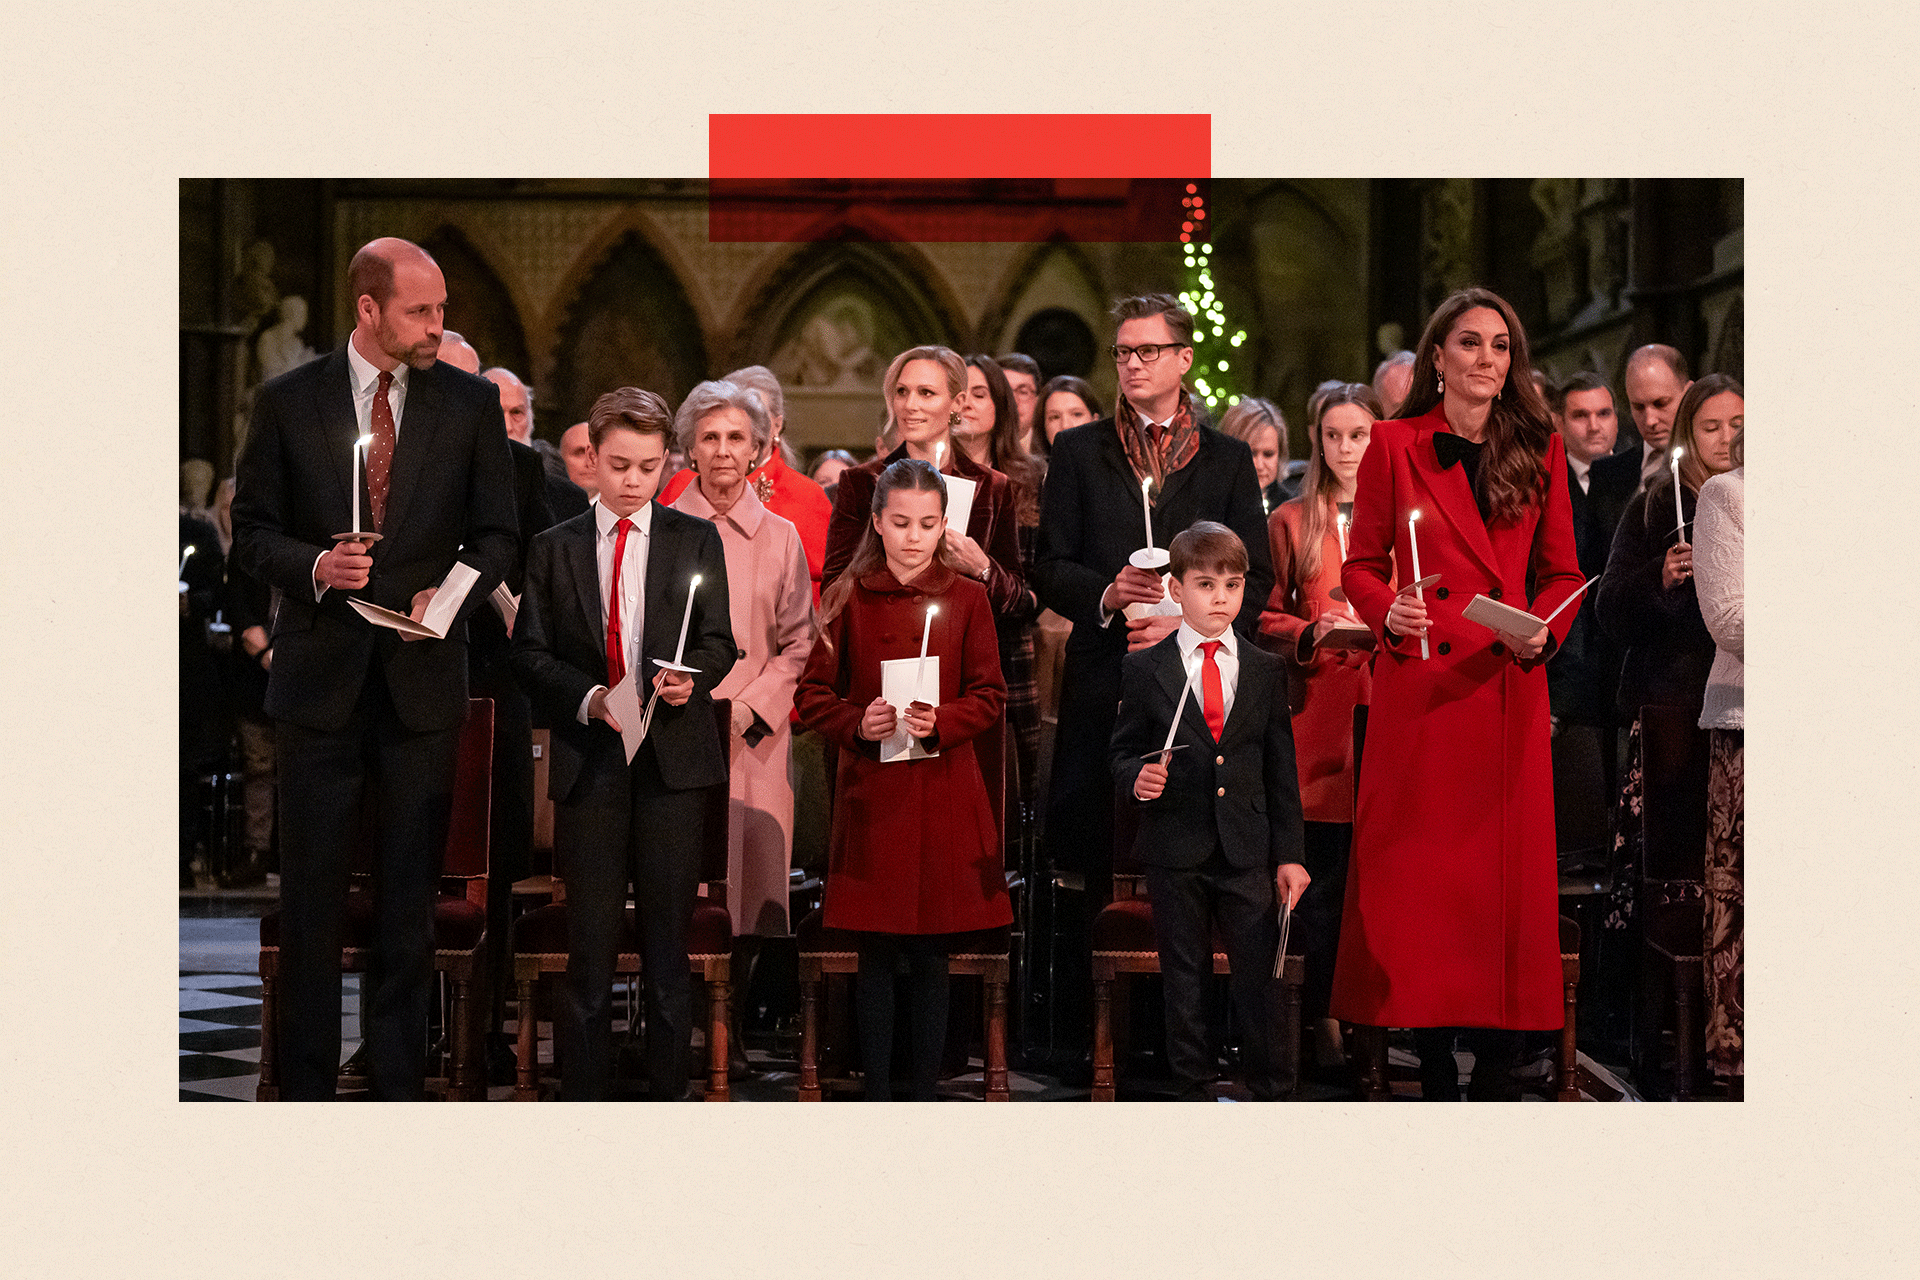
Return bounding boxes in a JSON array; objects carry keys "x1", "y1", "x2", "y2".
[
  {"x1": 1330, "y1": 292, "x2": 1585, "y2": 1034},
  {"x1": 795, "y1": 560, "x2": 1012, "y2": 935}
]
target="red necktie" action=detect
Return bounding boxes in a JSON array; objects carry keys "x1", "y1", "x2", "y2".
[
  {"x1": 368, "y1": 369, "x2": 396, "y2": 531},
  {"x1": 605, "y1": 517, "x2": 634, "y2": 685},
  {"x1": 1199, "y1": 640, "x2": 1225, "y2": 741}
]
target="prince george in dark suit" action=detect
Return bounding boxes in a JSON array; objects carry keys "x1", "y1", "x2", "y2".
[
  {"x1": 511, "y1": 387, "x2": 735, "y2": 1100},
  {"x1": 231, "y1": 238, "x2": 518, "y2": 1100},
  {"x1": 1110, "y1": 523, "x2": 1308, "y2": 1100}
]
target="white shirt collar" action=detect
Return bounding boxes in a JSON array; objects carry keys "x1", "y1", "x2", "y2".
[
  {"x1": 345, "y1": 337, "x2": 409, "y2": 398},
  {"x1": 595, "y1": 499, "x2": 654, "y2": 539},
  {"x1": 1568, "y1": 453, "x2": 1593, "y2": 484},
  {"x1": 1175, "y1": 619, "x2": 1237, "y2": 661}
]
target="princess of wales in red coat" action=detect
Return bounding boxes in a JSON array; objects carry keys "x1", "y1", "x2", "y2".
[
  {"x1": 1330, "y1": 406, "x2": 1584, "y2": 1029},
  {"x1": 795, "y1": 564, "x2": 1012, "y2": 935}
]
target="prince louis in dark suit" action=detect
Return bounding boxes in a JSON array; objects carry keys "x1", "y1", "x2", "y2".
[
  {"x1": 1110, "y1": 524, "x2": 1306, "y2": 1100},
  {"x1": 231, "y1": 239, "x2": 517, "y2": 1100},
  {"x1": 511, "y1": 388, "x2": 735, "y2": 1101}
]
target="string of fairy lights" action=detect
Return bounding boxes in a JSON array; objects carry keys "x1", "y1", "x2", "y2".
[{"x1": 1176, "y1": 182, "x2": 1248, "y2": 412}]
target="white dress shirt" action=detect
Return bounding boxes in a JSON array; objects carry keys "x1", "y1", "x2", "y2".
[
  {"x1": 1174, "y1": 618, "x2": 1239, "y2": 723},
  {"x1": 1569, "y1": 452, "x2": 1593, "y2": 494},
  {"x1": 315, "y1": 341, "x2": 412, "y2": 600},
  {"x1": 578, "y1": 500, "x2": 654, "y2": 724}
]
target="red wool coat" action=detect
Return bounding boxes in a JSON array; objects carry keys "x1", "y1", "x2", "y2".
[
  {"x1": 795, "y1": 564, "x2": 1012, "y2": 935},
  {"x1": 1329, "y1": 407, "x2": 1585, "y2": 1029},
  {"x1": 1259, "y1": 496, "x2": 1373, "y2": 824}
]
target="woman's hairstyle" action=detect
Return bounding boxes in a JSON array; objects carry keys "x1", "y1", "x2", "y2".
[
  {"x1": 880, "y1": 345, "x2": 967, "y2": 435},
  {"x1": 1293, "y1": 381, "x2": 1384, "y2": 587},
  {"x1": 815, "y1": 458, "x2": 957, "y2": 643},
  {"x1": 1669, "y1": 372, "x2": 1744, "y2": 494},
  {"x1": 1394, "y1": 286, "x2": 1557, "y2": 525},
  {"x1": 809, "y1": 448, "x2": 858, "y2": 482},
  {"x1": 1217, "y1": 396, "x2": 1289, "y2": 478},
  {"x1": 1030, "y1": 375, "x2": 1105, "y2": 458},
  {"x1": 588, "y1": 386, "x2": 673, "y2": 448},
  {"x1": 722, "y1": 364, "x2": 784, "y2": 422},
  {"x1": 672, "y1": 378, "x2": 771, "y2": 457},
  {"x1": 965, "y1": 353, "x2": 1046, "y2": 525}
]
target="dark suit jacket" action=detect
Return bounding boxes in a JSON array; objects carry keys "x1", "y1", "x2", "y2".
[
  {"x1": 510, "y1": 501, "x2": 736, "y2": 804},
  {"x1": 1032, "y1": 416, "x2": 1273, "y2": 869},
  {"x1": 1109, "y1": 634, "x2": 1305, "y2": 872},
  {"x1": 1549, "y1": 453, "x2": 1640, "y2": 724},
  {"x1": 231, "y1": 346, "x2": 518, "y2": 733},
  {"x1": 470, "y1": 439, "x2": 557, "y2": 664}
]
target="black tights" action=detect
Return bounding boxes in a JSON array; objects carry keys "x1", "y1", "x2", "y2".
[
  {"x1": 855, "y1": 933, "x2": 950, "y2": 1102},
  {"x1": 1414, "y1": 1027, "x2": 1524, "y2": 1101}
]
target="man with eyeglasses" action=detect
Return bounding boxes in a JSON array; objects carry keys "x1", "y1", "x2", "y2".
[{"x1": 1032, "y1": 293, "x2": 1272, "y2": 1082}]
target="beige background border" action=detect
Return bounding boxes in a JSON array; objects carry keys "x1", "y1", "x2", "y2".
[{"x1": 3, "y1": 3, "x2": 1912, "y2": 1275}]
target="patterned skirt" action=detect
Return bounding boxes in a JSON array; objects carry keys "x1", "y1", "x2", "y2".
[
  {"x1": 1704, "y1": 728, "x2": 1744, "y2": 1080},
  {"x1": 1604, "y1": 717, "x2": 1643, "y2": 932}
]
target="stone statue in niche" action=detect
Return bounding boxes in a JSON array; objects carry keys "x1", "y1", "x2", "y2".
[
  {"x1": 233, "y1": 239, "x2": 281, "y2": 332},
  {"x1": 772, "y1": 295, "x2": 883, "y2": 389},
  {"x1": 257, "y1": 295, "x2": 318, "y2": 382},
  {"x1": 1422, "y1": 178, "x2": 1476, "y2": 301},
  {"x1": 1529, "y1": 178, "x2": 1583, "y2": 325}
]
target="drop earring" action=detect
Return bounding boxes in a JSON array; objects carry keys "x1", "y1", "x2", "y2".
[
  {"x1": 1436, "y1": 371, "x2": 1445, "y2": 393},
  {"x1": 949, "y1": 409, "x2": 962, "y2": 428}
]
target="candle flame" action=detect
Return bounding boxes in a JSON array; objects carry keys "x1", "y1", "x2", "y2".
[
  {"x1": 927, "y1": 605, "x2": 939, "y2": 618},
  {"x1": 182, "y1": 545, "x2": 195, "y2": 560},
  {"x1": 1670, "y1": 445, "x2": 1684, "y2": 462},
  {"x1": 1409, "y1": 508, "x2": 1422, "y2": 521},
  {"x1": 691, "y1": 575, "x2": 702, "y2": 588},
  {"x1": 356, "y1": 433, "x2": 374, "y2": 448},
  {"x1": 1141, "y1": 475, "x2": 1152, "y2": 493}
]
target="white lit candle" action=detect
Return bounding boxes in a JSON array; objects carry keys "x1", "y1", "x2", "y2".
[
  {"x1": 1160, "y1": 650, "x2": 1200, "y2": 757},
  {"x1": 1336, "y1": 512, "x2": 1349, "y2": 560},
  {"x1": 1408, "y1": 508, "x2": 1429, "y2": 661},
  {"x1": 1141, "y1": 474, "x2": 1156, "y2": 552},
  {"x1": 915, "y1": 603, "x2": 939, "y2": 692},
  {"x1": 670, "y1": 574, "x2": 702, "y2": 666},
  {"x1": 1670, "y1": 445, "x2": 1687, "y2": 542},
  {"x1": 351, "y1": 433, "x2": 373, "y2": 534},
  {"x1": 179, "y1": 544, "x2": 195, "y2": 578}
]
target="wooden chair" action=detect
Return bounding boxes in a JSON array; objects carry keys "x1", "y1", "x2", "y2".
[
  {"x1": 1088, "y1": 794, "x2": 1307, "y2": 1101},
  {"x1": 1636, "y1": 703, "x2": 1711, "y2": 1100},
  {"x1": 1557, "y1": 914, "x2": 1583, "y2": 1101},
  {"x1": 257, "y1": 698, "x2": 495, "y2": 1101},
  {"x1": 509, "y1": 699, "x2": 735, "y2": 1101},
  {"x1": 794, "y1": 912, "x2": 1011, "y2": 1101}
]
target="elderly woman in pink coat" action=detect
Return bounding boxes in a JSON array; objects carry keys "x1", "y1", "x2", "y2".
[{"x1": 670, "y1": 379, "x2": 816, "y2": 1072}]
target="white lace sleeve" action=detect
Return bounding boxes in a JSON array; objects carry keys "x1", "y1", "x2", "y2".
[{"x1": 1693, "y1": 471, "x2": 1744, "y2": 662}]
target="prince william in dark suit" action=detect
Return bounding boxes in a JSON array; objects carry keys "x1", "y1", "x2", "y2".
[{"x1": 232, "y1": 237, "x2": 517, "y2": 1100}]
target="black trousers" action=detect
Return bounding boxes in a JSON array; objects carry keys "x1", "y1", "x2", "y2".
[
  {"x1": 1298, "y1": 821, "x2": 1352, "y2": 1026},
  {"x1": 854, "y1": 933, "x2": 951, "y2": 1101},
  {"x1": 1144, "y1": 849, "x2": 1282, "y2": 1097},
  {"x1": 470, "y1": 656, "x2": 534, "y2": 1029},
  {"x1": 275, "y1": 665, "x2": 459, "y2": 1101},
  {"x1": 553, "y1": 740, "x2": 707, "y2": 1101}
]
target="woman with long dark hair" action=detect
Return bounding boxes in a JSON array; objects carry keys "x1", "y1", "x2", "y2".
[
  {"x1": 1329, "y1": 287, "x2": 1586, "y2": 1100},
  {"x1": 1258, "y1": 380, "x2": 1382, "y2": 1079},
  {"x1": 796, "y1": 458, "x2": 1011, "y2": 1099}
]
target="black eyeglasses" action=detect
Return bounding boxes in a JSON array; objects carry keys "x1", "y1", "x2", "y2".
[{"x1": 1110, "y1": 342, "x2": 1189, "y2": 365}]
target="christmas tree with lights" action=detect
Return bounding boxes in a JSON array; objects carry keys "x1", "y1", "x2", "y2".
[{"x1": 1175, "y1": 183, "x2": 1248, "y2": 414}]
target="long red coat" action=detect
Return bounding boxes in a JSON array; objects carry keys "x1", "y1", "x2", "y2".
[
  {"x1": 795, "y1": 564, "x2": 1012, "y2": 935},
  {"x1": 1329, "y1": 407, "x2": 1584, "y2": 1029},
  {"x1": 1259, "y1": 496, "x2": 1373, "y2": 824}
]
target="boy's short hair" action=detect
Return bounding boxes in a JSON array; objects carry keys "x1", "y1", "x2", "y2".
[
  {"x1": 1168, "y1": 520, "x2": 1248, "y2": 579},
  {"x1": 587, "y1": 386, "x2": 673, "y2": 449}
]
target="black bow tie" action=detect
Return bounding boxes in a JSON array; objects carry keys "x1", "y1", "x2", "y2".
[{"x1": 1433, "y1": 432, "x2": 1483, "y2": 471}]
